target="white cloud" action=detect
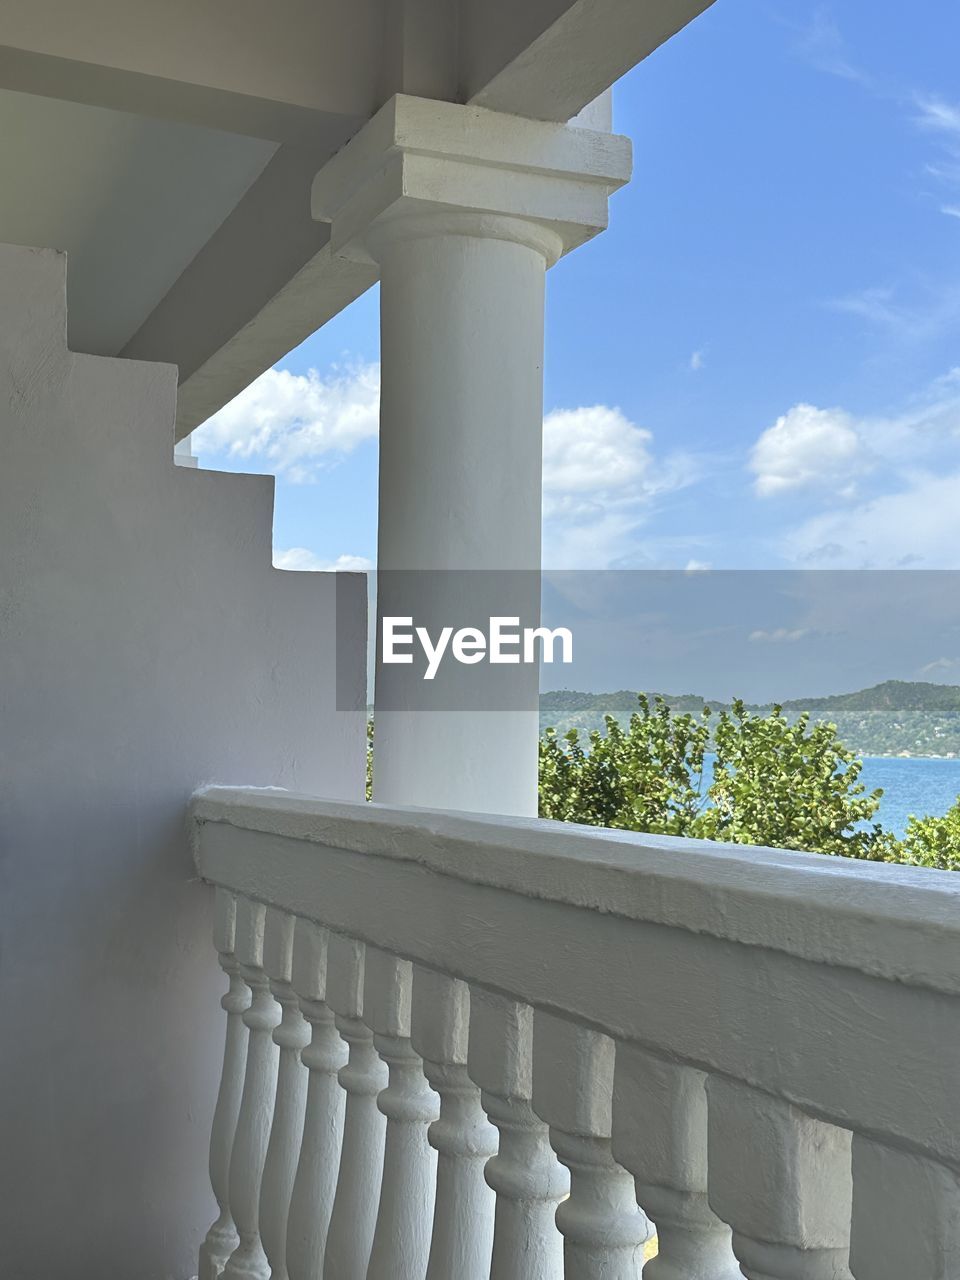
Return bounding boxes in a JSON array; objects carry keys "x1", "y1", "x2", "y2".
[
  {"x1": 791, "y1": 10, "x2": 869, "y2": 85},
  {"x1": 794, "y1": 34, "x2": 960, "y2": 217},
  {"x1": 543, "y1": 512, "x2": 643, "y2": 571},
  {"x1": 749, "y1": 628, "x2": 810, "y2": 644},
  {"x1": 832, "y1": 286, "x2": 903, "y2": 329},
  {"x1": 915, "y1": 96, "x2": 960, "y2": 137},
  {"x1": 198, "y1": 367, "x2": 701, "y2": 572},
  {"x1": 541, "y1": 404, "x2": 698, "y2": 568},
  {"x1": 912, "y1": 96, "x2": 960, "y2": 226},
  {"x1": 759, "y1": 373, "x2": 960, "y2": 564},
  {"x1": 828, "y1": 281, "x2": 960, "y2": 343},
  {"x1": 689, "y1": 350, "x2": 704, "y2": 371},
  {"x1": 919, "y1": 656, "x2": 960, "y2": 676},
  {"x1": 194, "y1": 363, "x2": 380, "y2": 481},
  {"x1": 750, "y1": 403, "x2": 867, "y2": 498},
  {"x1": 274, "y1": 548, "x2": 372, "y2": 572},
  {"x1": 789, "y1": 471, "x2": 960, "y2": 568},
  {"x1": 542, "y1": 406, "x2": 654, "y2": 508}
]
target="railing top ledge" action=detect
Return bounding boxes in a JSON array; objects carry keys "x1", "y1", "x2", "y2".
[{"x1": 192, "y1": 785, "x2": 960, "y2": 998}]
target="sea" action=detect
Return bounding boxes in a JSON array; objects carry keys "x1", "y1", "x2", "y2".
[{"x1": 857, "y1": 756, "x2": 960, "y2": 838}]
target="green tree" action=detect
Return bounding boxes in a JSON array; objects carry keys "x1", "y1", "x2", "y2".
[
  {"x1": 892, "y1": 797, "x2": 960, "y2": 871},
  {"x1": 693, "y1": 700, "x2": 888, "y2": 859},
  {"x1": 539, "y1": 694, "x2": 895, "y2": 860},
  {"x1": 372, "y1": 696, "x2": 957, "y2": 869},
  {"x1": 539, "y1": 694, "x2": 711, "y2": 835}
]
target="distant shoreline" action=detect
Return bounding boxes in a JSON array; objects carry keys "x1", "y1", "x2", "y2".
[
  {"x1": 860, "y1": 753, "x2": 960, "y2": 762},
  {"x1": 540, "y1": 680, "x2": 960, "y2": 759}
]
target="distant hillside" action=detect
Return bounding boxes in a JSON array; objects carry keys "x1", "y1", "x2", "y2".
[{"x1": 540, "y1": 681, "x2": 960, "y2": 758}]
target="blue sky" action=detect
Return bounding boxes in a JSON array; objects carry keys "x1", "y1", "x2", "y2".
[{"x1": 195, "y1": 0, "x2": 960, "y2": 579}]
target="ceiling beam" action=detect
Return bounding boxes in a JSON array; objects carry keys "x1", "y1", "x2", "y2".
[
  {"x1": 171, "y1": 244, "x2": 377, "y2": 439},
  {"x1": 0, "y1": 44, "x2": 364, "y2": 145},
  {"x1": 464, "y1": 0, "x2": 717, "y2": 122},
  {"x1": 119, "y1": 144, "x2": 377, "y2": 438},
  {"x1": 0, "y1": 0, "x2": 381, "y2": 141},
  {"x1": 115, "y1": 0, "x2": 717, "y2": 434},
  {"x1": 378, "y1": 0, "x2": 459, "y2": 104}
]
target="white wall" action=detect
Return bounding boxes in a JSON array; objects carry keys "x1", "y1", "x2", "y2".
[{"x1": 0, "y1": 242, "x2": 367, "y2": 1279}]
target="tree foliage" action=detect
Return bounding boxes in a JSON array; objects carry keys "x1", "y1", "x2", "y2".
[
  {"x1": 540, "y1": 694, "x2": 901, "y2": 861},
  {"x1": 539, "y1": 694, "x2": 712, "y2": 835},
  {"x1": 369, "y1": 694, "x2": 960, "y2": 868},
  {"x1": 892, "y1": 799, "x2": 960, "y2": 871},
  {"x1": 694, "y1": 701, "x2": 889, "y2": 858}
]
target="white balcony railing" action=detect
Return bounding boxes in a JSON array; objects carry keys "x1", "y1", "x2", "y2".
[{"x1": 191, "y1": 785, "x2": 960, "y2": 1280}]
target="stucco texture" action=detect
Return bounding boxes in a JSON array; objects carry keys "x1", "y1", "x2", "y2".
[{"x1": 0, "y1": 242, "x2": 366, "y2": 1278}]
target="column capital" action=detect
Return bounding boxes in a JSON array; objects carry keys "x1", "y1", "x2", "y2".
[{"x1": 311, "y1": 93, "x2": 632, "y2": 266}]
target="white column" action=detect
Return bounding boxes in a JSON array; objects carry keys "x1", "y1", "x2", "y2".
[
  {"x1": 285, "y1": 920, "x2": 347, "y2": 1280},
  {"x1": 411, "y1": 968, "x2": 497, "y2": 1280},
  {"x1": 223, "y1": 898, "x2": 281, "y2": 1280},
  {"x1": 850, "y1": 1138, "x2": 960, "y2": 1280},
  {"x1": 323, "y1": 934, "x2": 388, "y2": 1280},
  {"x1": 532, "y1": 1014, "x2": 651, "y2": 1278},
  {"x1": 259, "y1": 909, "x2": 310, "y2": 1280},
  {"x1": 371, "y1": 216, "x2": 551, "y2": 816},
  {"x1": 467, "y1": 988, "x2": 568, "y2": 1279},
  {"x1": 364, "y1": 946, "x2": 440, "y2": 1280},
  {"x1": 706, "y1": 1078, "x2": 853, "y2": 1280},
  {"x1": 312, "y1": 94, "x2": 630, "y2": 818},
  {"x1": 611, "y1": 1047, "x2": 739, "y2": 1280},
  {"x1": 199, "y1": 890, "x2": 250, "y2": 1280}
]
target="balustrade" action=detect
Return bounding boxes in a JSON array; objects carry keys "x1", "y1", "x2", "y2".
[
  {"x1": 850, "y1": 1138, "x2": 960, "y2": 1280},
  {"x1": 532, "y1": 1013, "x2": 650, "y2": 1278},
  {"x1": 198, "y1": 890, "x2": 250, "y2": 1280},
  {"x1": 364, "y1": 947, "x2": 440, "y2": 1280},
  {"x1": 222, "y1": 896, "x2": 280, "y2": 1280},
  {"x1": 411, "y1": 969, "x2": 497, "y2": 1280},
  {"x1": 323, "y1": 933, "x2": 387, "y2": 1279},
  {"x1": 285, "y1": 918, "x2": 347, "y2": 1280},
  {"x1": 468, "y1": 989, "x2": 567, "y2": 1279},
  {"x1": 612, "y1": 1047, "x2": 739, "y2": 1280},
  {"x1": 259, "y1": 908, "x2": 310, "y2": 1280},
  {"x1": 706, "y1": 1079, "x2": 853, "y2": 1280},
  {"x1": 192, "y1": 788, "x2": 960, "y2": 1280}
]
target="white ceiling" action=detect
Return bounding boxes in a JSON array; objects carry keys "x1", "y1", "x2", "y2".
[
  {"x1": 0, "y1": 0, "x2": 711, "y2": 428},
  {"x1": 0, "y1": 88, "x2": 275, "y2": 354}
]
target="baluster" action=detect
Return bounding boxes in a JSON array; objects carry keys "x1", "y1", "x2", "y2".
[
  {"x1": 611, "y1": 1046, "x2": 739, "y2": 1279},
  {"x1": 259, "y1": 909, "x2": 310, "y2": 1280},
  {"x1": 223, "y1": 897, "x2": 281, "y2": 1280},
  {"x1": 467, "y1": 989, "x2": 568, "y2": 1280},
  {"x1": 323, "y1": 934, "x2": 388, "y2": 1280},
  {"x1": 850, "y1": 1137, "x2": 960, "y2": 1280},
  {"x1": 199, "y1": 891, "x2": 252, "y2": 1280},
  {"x1": 411, "y1": 968, "x2": 497, "y2": 1280},
  {"x1": 365, "y1": 946, "x2": 440, "y2": 1280},
  {"x1": 532, "y1": 1012, "x2": 650, "y2": 1278},
  {"x1": 706, "y1": 1078, "x2": 852, "y2": 1280},
  {"x1": 285, "y1": 919, "x2": 347, "y2": 1280}
]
